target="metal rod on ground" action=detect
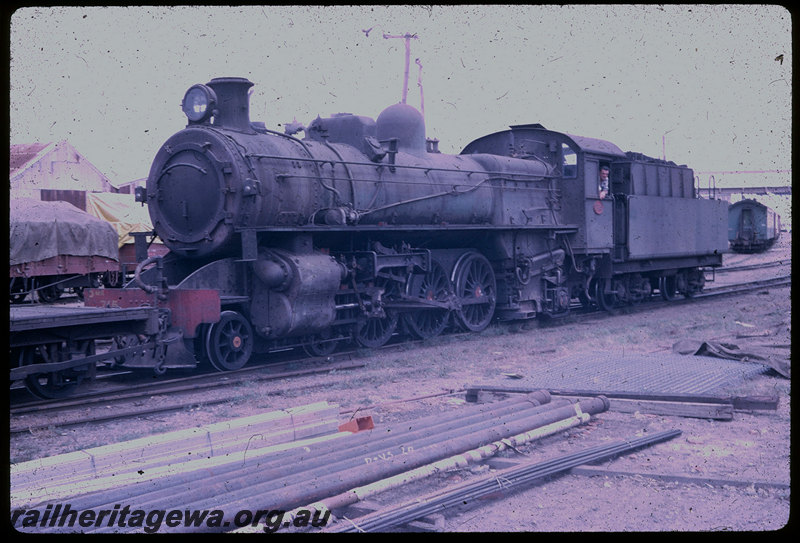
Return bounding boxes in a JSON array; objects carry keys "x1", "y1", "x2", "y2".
[
  {"x1": 329, "y1": 429, "x2": 682, "y2": 533},
  {"x1": 279, "y1": 408, "x2": 594, "y2": 525},
  {"x1": 81, "y1": 397, "x2": 603, "y2": 534},
  {"x1": 175, "y1": 397, "x2": 610, "y2": 534},
  {"x1": 466, "y1": 384, "x2": 776, "y2": 408},
  {"x1": 132, "y1": 395, "x2": 567, "y2": 514},
  {"x1": 69, "y1": 392, "x2": 554, "y2": 514}
]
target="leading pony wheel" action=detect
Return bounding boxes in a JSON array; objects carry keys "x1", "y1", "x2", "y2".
[{"x1": 205, "y1": 311, "x2": 254, "y2": 371}]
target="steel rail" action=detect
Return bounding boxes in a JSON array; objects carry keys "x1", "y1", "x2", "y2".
[
  {"x1": 8, "y1": 360, "x2": 369, "y2": 434},
  {"x1": 329, "y1": 429, "x2": 681, "y2": 532},
  {"x1": 294, "y1": 408, "x2": 594, "y2": 515},
  {"x1": 10, "y1": 358, "x2": 364, "y2": 416},
  {"x1": 699, "y1": 275, "x2": 791, "y2": 297},
  {"x1": 715, "y1": 260, "x2": 789, "y2": 273}
]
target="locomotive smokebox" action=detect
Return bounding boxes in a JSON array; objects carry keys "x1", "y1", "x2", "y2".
[{"x1": 207, "y1": 77, "x2": 254, "y2": 132}]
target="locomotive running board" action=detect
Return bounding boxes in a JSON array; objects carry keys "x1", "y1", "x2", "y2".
[{"x1": 235, "y1": 224, "x2": 579, "y2": 233}]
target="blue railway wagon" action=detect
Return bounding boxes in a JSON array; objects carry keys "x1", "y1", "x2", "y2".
[{"x1": 728, "y1": 199, "x2": 782, "y2": 253}]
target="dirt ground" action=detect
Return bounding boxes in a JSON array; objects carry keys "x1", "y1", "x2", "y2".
[{"x1": 9, "y1": 234, "x2": 791, "y2": 532}]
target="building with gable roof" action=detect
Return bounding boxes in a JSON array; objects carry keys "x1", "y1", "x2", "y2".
[{"x1": 10, "y1": 140, "x2": 116, "y2": 199}]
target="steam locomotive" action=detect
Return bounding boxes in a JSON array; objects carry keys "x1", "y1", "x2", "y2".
[{"x1": 85, "y1": 76, "x2": 729, "y2": 373}]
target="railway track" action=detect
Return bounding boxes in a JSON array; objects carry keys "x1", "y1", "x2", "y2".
[
  {"x1": 713, "y1": 259, "x2": 790, "y2": 273},
  {"x1": 699, "y1": 274, "x2": 791, "y2": 296},
  {"x1": 9, "y1": 254, "x2": 788, "y2": 401},
  {"x1": 9, "y1": 272, "x2": 790, "y2": 432},
  {"x1": 8, "y1": 358, "x2": 368, "y2": 431}
]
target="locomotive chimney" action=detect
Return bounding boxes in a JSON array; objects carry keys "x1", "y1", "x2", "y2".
[{"x1": 207, "y1": 77, "x2": 254, "y2": 132}]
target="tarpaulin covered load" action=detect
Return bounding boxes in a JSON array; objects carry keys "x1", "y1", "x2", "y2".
[
  {"x1": 85, "y1": 192, "x2": 158, "y2": 248},
  {"x1": 9, "y1": 198, "x2": 119, "y2": 266}
]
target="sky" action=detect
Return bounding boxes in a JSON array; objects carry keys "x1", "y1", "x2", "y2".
[{"x1": 9, "y1": 5, "x2": 793, "y2": 189}]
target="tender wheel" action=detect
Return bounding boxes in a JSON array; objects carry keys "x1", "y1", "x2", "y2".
[
  {"x1": 595, "y1": 278, "x2": 620, "y2": 312},
  {"x1": 684, "y1": 268, "x2": 705, "y2": 298},
  {"x1": 660, "y1": 275, "x2": 679, "y2": 301},
  {"x1": 403, "y1": 260, "x2": 452, "y2": 339},
  {"x1": 577, "y1": 288, "x2": 594, "y2": 309},
  {"x1": 303, "y1": 331, "x2": 339, "y2": 357},
  {"x1": 628, "y1": 274, "x2": 651, "y2": 305},
  {"x1": 205, "y1": 311, "x2": 254, "y2": 371},
  {"x1": 452, "y1": 252, "x2": 497, "y2": 332}
]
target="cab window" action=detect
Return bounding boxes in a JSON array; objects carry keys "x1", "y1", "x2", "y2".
[{"x1": 561, "y1": 143, "x2": 577, "y2": 178}]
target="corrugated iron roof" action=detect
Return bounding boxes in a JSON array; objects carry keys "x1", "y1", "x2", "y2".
[
  {"x1": 10, "y1": 142, "x2": 53, "y2": 178},
  {"x1": 494, "y1": 350, "x2": 770, "y2": 395}
]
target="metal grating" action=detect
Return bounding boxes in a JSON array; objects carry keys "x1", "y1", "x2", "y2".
[{"x1": 512, "y1": 351, "x2": 772, "y2": 395}]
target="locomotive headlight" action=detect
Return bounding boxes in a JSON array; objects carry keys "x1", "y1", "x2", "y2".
[{"x1": 181, "y1": 84, "x2": 217, "y2": 123}]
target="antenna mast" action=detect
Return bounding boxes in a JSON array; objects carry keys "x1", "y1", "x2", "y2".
[
  {"x1": 415, "y1": 57, "x2": 424, "y2": 118},
  {"x1": 383, "y1": 32, "x2": 418, "y2": 105}
]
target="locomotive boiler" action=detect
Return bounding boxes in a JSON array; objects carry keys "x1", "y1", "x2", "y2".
[{"x1": 96, "y1": 76, "x2": 728, "y2": 372}]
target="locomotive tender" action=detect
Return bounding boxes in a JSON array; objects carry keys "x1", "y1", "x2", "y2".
[{"x1": 87, "y1": 76, "x2": 728, "y2": 373}]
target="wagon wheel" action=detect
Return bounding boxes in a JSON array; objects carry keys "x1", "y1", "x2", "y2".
[
  {"x1": 10, "y1": 278, "x2": 28, "y2": 304},
  {"x1": 403, "y1": 259, "x2": 452, "y2": 340},
  {"x1": 8, "y1": 279, "x2": 28, "y2": 304},
  {"x1": 26, "y1": 368, "x2": 80, "y2": 399},
  {"x1": 36, "y1": 281, "x2": 62, "y2": 303},
  {"x1": 452, "y1": 252, "x2": 497, "y2": 332},
  {"x1": 23, "y1": 341, "x2": 94, "y2": 400},
  {"x1": 205, "y1": 311, "x2": 254, "y2": 371},
  {"x1": 659, "y1": 275, "x2": 679, "y2": 301},
  {"x1": 303, "y1": 330, "x2": 339, "y2": 357}
]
